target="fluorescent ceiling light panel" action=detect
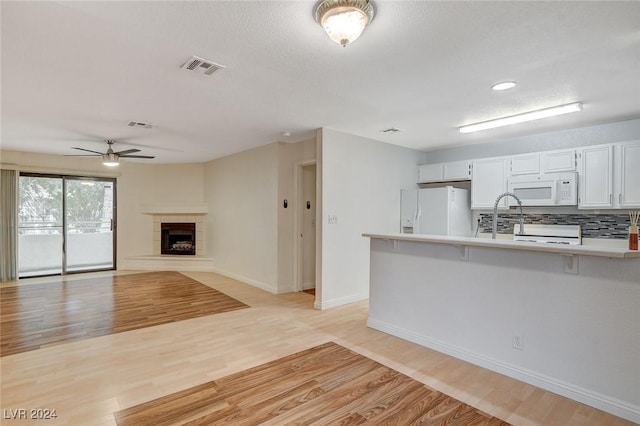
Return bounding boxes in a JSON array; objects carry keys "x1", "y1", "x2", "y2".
[{"x1": 459, "y1": 102, "x2": 583, "y2": 134}]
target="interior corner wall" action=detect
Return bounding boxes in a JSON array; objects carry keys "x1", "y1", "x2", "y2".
[
  {"x1": 317, "y1": 128, "x2": 428, "y2": 310},
  {"x1": 276, "y1": 139, "x2": 316, "y2": 294},
  {"x1": 151, "y1": 163, "x2": 204, "y2": 203},
  {"x1": 424, "y1": 118, "x2": 640, "y2": 163},
  {"x1": 203, "y1": 143, "x2": 279, "y2": 293}
]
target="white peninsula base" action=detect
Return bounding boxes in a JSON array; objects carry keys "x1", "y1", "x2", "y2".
[{"x1": 365, "y1": 234, "x2": 639, "y2": 423}]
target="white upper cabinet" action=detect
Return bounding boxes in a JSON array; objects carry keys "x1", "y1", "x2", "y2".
[
  {"x1": 615, "y1": 140, "x2": 640, "y2": 208},
  {"x1": 418, "y1": 161, "x2": 471, "y2": 183},
  {"x1": 418, "y1": 164, "x2": 443, "y2": 183},
  {"x1": 541, "y1": 149, "x2": 576, "y2": 173},
  {"x1": 471, "y1": 157, "x2": 510, "y2": 209},
  {"x1": 578, "y1": 145, "x2": 614, "y2": 208},
  {"x1": 510, "y1": 149, "x2": 575, "y2": 176},
  {"x1": 443, "y1": 161, "x2": 472, "y2": 181},
  {"x1": 510, "y1": 153, "x2": 540, "y2": 175}
]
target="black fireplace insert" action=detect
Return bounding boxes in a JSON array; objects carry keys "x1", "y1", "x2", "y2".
[{"x1": 161, "y1": 223, "x2": 196, "y2": 255}]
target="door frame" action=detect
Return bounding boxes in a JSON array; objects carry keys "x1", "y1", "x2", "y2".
[
  {"x1": 293, "y1": 160, "x2": 316, "y2": 292},
  {"x1": 17, "y1": 173, "x2": 117, "y2": 277},
  {"x1": 64, "y1": 175, "x2": 117, "y2": 274}
]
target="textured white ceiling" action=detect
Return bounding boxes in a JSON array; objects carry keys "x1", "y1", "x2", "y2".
[{"x1": 2, "y1": 1, "x2": 639, "y2": 163}]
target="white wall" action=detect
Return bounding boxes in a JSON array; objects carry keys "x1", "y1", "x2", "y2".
[
  {"x1": 202, "y1": 140, "x2": 316, "y2": 294},
  {"x1": 317, "y1": 128, "x2": 427, "y2": 309},
  {"x1": 277, "y1": 139, "x2": 316, "y2": 293},
  {"x1": 425, "y1": 118, "x2": 640, "y2": 163},
  {"x1": 151, "y1": 164, "x2": 204, "y2": 203},
  {"x1": 203, "y1": 143, "x2": 279, "y2": 292}
]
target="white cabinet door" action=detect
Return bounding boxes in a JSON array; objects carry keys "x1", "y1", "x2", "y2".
[
  {"x1": 443, "y1": 161, "x2": 471, "y2": 181},
  {"x1": 471, "y1": 157, "x2": 509, "y2": 209},
  {"x1": 617, "y1": 140, "x2": 640, "y2": 208},
  {"x1": 578, "y1": 145, "x2": 613, "y2": 208},
  {"x1": 510, "y1": 153, "x2": 540, "y2": 175},
  {"x1": 542, "y1": 149, "x2": 576, "y2": 173},
  {"x1": 418, "y1": 164, "x2": 443, "y2": 183}
]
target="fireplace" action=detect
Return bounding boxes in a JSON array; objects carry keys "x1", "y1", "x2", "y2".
[{"x1": 161, "y1": 223, "x2": 196, "y2": 255}]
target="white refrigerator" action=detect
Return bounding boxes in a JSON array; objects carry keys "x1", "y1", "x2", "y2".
[{"x1": 400, "y1": 186, "x2": 472, "y2": 236}]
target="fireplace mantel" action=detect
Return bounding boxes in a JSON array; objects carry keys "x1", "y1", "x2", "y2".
[{"x1": 140, "y1": 203, "x2": 208, "y2": 215}]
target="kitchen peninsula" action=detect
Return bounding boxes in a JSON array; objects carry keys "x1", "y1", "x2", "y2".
[{"x1": 363, "y1": 233, "x2": 640, "y2": 423}]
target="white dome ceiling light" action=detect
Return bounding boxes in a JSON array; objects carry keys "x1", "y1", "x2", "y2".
[{"x1": 314, "y1": 0, "x2": 375, "y2": 47}]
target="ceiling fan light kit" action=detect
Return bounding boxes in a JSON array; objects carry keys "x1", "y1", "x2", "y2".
[
  {"x1": 102, "y1": 153, "x2": 120, "y2": 167},
  {"x1": 314, "y1": 0, "x2": 375, "y2": 47},
  {"x1": 66, "y1": 139, "x2": 155, "y2": 167}
]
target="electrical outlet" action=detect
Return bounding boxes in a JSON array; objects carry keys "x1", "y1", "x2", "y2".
[
  {"x1": 328, "y1": 215, "x2": 338, "y2": 224},
  {"x1": 512, "y1": 333, "x2": 524, "y2": 351}
]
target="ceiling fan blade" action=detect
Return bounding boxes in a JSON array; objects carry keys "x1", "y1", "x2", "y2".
[
  {"x1": 72, "y1": 147, "x2": 104, "y2": 155},
  {"x1": 119, "y1": 155, "x2": 155, "y2": 159},
  {"x1": 64, "y1": 154, "x2": 102, "y2": 157},
  {"x1": 114, "y1": 148, "x2": 141, "y2": 155}
]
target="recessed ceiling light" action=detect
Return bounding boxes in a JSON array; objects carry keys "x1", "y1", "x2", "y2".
[
  {"x1": 281, "y1": 131, "x2": 291, "y2": 137},
  {"x1": 491, "y1": 81, "x2": 517, "y2": 91},
  {"x1": 459, "y1": 102, "x2": 583, "y2": 134}
]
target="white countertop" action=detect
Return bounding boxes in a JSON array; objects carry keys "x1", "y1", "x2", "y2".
[{"x1": 363, "y1": 232, "x2": 640, "y2": 259}]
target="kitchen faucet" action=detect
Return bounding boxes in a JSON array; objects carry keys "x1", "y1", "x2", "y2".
[{"x1": 492, "y1": 192, "x2": 525, "y2": 239}]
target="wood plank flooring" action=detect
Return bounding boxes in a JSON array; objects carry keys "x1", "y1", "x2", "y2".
[
  {"x1": 0, "y1": 271, "x2": 634, "y2": 425},
  {"x1": 115, "y1": 341, "x2": 511, "y2": 425},
  {"x1": 0, "y1": 271, "x2": 248, "y2": 356}
]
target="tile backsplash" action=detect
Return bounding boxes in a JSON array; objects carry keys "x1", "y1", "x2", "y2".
[{"x1": 479, "y1": 213, "x2": 632, "y2": 239}]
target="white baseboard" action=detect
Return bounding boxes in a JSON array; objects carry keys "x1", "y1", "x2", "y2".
[
  {"x1": 209, "y1": 266, "x2": 277, "y2": 294},
  {"x1": 302, "y1": 281, "x2": 315, "y2": 290},
  {"x1": 367, "y1": 318, "x2": 640, "y2": 424},
  {"x1": 314, "y1": 292, "x2": 368, "y2": 310}
]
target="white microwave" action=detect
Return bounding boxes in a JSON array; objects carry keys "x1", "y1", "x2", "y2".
[{"x1": 507, "y1": 172, "x2": 577, "y2": 206}]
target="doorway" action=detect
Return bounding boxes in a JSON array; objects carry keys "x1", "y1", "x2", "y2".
[
  {"x1": 295, "y1": 163, "x2": 316, "y2": 294},
  {"x1": 18, "y1": 173, "x2": 116, "y2": 278}
]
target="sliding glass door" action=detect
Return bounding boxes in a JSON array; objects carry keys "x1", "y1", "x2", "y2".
[
  {"x1": 65, "y1": 178, "x2": 115, "y2": 272},
  {"x1": 18, "y1": 175, "x2": 64, "y2": 276},
  {"x1": 18, "y1": 174, "x2": 116, "y2": 278}
]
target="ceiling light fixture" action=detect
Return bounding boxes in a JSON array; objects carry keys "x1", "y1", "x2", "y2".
[
  {"x1": 491, "y1": 81, "x2": 517, "y2": 91},
  {"x1": 459, "y1": 102, "x2": 583, "y2": 134},
  {"x1": 314, "y1": 0, "x2": 375, "y2": 47},
  {"x1": 102, "y1": 153, "x2": 120, "y2": 167}
]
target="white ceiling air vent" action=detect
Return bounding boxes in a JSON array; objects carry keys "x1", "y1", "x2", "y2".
[
  {"x1": 127, "y1": 120, "x2": 152, "y2": 129},
  {"x1": 180, "y1": 55, "x2": 225, "y2": 76},
  {"x1": 380, "y1": 127, "x2": 401, "y2": 134}
]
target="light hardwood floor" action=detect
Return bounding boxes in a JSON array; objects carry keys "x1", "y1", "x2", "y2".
[
  {"x1": 0, "y1": 271, "x2": 248, "y2": 356},
  {"x1": 0, "y1": 271, "x2": 632, "y2": 425},
  {"x1": 115, "y1": 341, "x2": 510, "y2": 425}
]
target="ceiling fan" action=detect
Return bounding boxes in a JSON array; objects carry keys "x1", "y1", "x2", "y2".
[{"x1": 66, "y1": 140, "x2": 155, "y2": 167}]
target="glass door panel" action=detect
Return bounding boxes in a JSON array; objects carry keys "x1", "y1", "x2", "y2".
[
  {"x1": 65, "y1": 178, "x2": 115, "y2": 272},
  {"x1": 18, "y1": 175, "x2": 63, "y2": 277}
]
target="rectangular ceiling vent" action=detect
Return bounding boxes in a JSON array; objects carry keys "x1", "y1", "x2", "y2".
[
  {"x1": 127, "y1": 120, "x2": 152, "y2": 129},
  {"x1": 181, "y1": 55, "x2": 226, "y2": 76}
]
